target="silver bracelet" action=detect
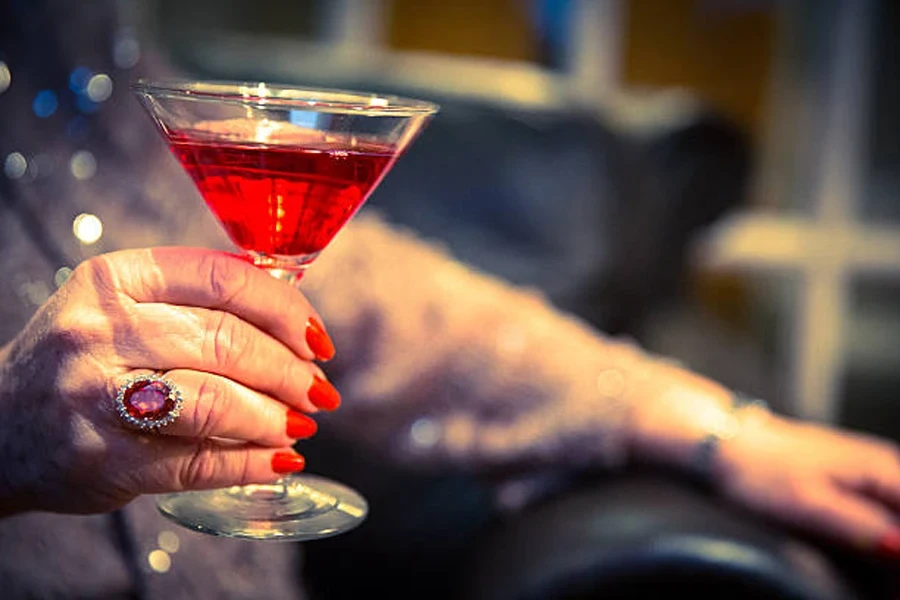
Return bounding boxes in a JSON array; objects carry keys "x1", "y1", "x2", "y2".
[{"x1": 690, "y1": 391, "x2": 769, "y2": 488}]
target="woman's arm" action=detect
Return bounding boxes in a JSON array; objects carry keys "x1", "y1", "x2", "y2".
[
  {"x1": 306, "y1": 212, "x2": 729, "y2": 473},
  {"x1": 307, "y1": 213, "x2": 900, "y2": 558},
  {"x1": 0, "y1": 248, "x2": 327, "y2": 517}
]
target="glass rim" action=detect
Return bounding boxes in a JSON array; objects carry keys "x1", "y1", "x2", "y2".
[{"x1": 132, "y1": 79, "x2": 440, "y2": 116}]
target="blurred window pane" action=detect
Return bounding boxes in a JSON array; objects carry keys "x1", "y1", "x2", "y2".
[
  {"x1": 860, "y1": 0, "x2": 900, "y2": 223},
  {"x1": 840, "y1": 277, "x2": 900, "y2": 441},
  {"x1": 156, "y1": 0, "x2": 321, "y2": 39},
  {"x1": 385, "y1": 0, "x2": 537, "y2": 62},
  {"x1": 385, "y1": 0, "x2": 551, "y2": 65},
  {"x1": 622, "y1": 0, "x2": 776, "y2": 146}
]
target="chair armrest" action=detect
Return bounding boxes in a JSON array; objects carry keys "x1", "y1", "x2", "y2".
[{"x1": 458, "y1": 472, "x2": 855, "y2": 600}]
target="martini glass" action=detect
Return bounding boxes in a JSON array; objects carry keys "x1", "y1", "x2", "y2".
[{"x1": 133, "y1": 80, "x2": 437, "y2": 541}]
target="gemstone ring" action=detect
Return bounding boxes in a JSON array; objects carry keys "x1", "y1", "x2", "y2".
[{"x1": 115, "y1": 372, "x2": 183, "y2": 431}]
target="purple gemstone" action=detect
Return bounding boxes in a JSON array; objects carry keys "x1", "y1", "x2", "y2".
[{"x1": 122, "y1": 379, "x2": 175, "y2": 421}]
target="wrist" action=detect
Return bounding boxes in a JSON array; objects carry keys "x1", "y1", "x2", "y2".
[
  {"x1": 687, "y1": 391, "x2": 772, "y2": 489},
  {"x1": 627, "y1": 362, "x2": 772, "y2": 489},
  {"x1": 713, "y1": 408, "x2": 795, "y2": 492}
]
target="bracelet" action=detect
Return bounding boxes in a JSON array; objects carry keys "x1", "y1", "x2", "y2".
[{"x1": 690, "y1": 391, "x2": 769, "y2": 488}]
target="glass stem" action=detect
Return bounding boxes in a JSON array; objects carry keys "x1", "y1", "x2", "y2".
[{"x1": 260, "y1": 263, "x2": 311, "y2": 499}]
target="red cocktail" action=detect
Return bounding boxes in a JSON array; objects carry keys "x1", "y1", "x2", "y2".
[{"x1": 135, "y1": 80, "x2": 437, "y2": 541}]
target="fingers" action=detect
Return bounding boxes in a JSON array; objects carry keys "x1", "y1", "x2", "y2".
[
  {"x1": 133, "y1": 439, "x2": 307, "y2": 494},
  {"x1": 123, "y1": 370, "x2": 318, "y2": 446},
  {"x1": 79, "y1": 248, "x2": 334, "y2": 362},
  {"x1": 837, "y1": 438, "x2": 900, "y2": 559},
  {"x1": 51, "y1": 248, "x2": 344, "y2": 505},
  {"x1": 856, "y1": 442, "x2": 900, "y2": 513},
  {"x1": 793, "y1": 484, "x2": 899, "y2": 553},
  {"x1": 121, "y1": 304, "x2": 340, "y2": 413},
  {"x1": 107, "y1": 369, "x2": 320, "y2": 497}
]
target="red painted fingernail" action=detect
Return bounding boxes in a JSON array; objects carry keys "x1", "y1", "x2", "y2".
[
  {"x1": 286, "y1": 410, "x2": 317, "y2": 439},
  {"x1": 308, "y1": 374, "x2": 341, "y2": 411},
  {"x1": 878, "y1": 530, "x2": 900, "y2": 559},
  {"x1": 306, "y1": 317, "x2": 335, "y2": 361},
  {"x1": 271, "y1": 452, "x2": 306, "y2": 474}
]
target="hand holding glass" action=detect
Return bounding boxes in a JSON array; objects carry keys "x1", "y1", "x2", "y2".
[{"x1": 134, "y1": 80, "x2": 437, "y2": 541}]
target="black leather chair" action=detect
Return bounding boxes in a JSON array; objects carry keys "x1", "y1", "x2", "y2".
[
  {"x1": 459, "y1": 473, "x2": 855, "y2": 600},
  {"x1": 300, "y1": 96, "x2": 892, "y2": 599}
]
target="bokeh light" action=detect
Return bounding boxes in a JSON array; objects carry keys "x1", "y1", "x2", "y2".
[
  {"x1": 3, "y1": 152, "x2": 27, "y2": 179},
  {"x1": 32, "y1": 90, "x2": 58, "y2": 118},
  {"x1": 0, "y1": 61, "x2": 10, "y2": 94},
  {"x1": 54, "y1": 267, "x2": 72, "y2": 288},
  {"x1": 72, "y1": 213, "x2": 103, "y2": 245},
  {"x1": 147, "y1": 549, "x2": 171, "y2": 574},
  {"x1": 86, "y1": 73, "x2": 113, "y2": 103},
  {"x1": 157, "y1": 531, "x2": 180, "y2": 554},
  {"x1": 69, "y1": 150, "x2": 97, "y2": 180},
  {"x1": 113, "y1": 30, "x2": 141, "y2": 69}
]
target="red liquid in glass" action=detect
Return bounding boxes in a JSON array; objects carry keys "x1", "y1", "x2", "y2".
[{"x1": 169, "y1": 135, "x2": 396, "y2": 256}]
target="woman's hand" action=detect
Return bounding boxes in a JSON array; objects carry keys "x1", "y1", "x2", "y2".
[
  {"x1": 717, "y1": 414, "x2": 900, "y2": 559},
  {"x1": 629, "y1": 364, "x2": 900, "y2": 560},
  {"x1": 0, "y1": 247, "x2": 339, "y2": 516}
]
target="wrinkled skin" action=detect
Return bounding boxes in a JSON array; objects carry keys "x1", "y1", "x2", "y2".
[{"x1": 0, "y1": 247, "x2": 328, "y2": 516}]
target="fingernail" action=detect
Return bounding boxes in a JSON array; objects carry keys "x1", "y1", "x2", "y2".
[
  {"x1": 286, "y1": 410, "x2": 317, "y2": 439},
  {"x1": 308, "y1": 374, "x2": 341, "y2": 411},
  {"x1": 271, "y1": 451, "x2": 306, "y2": 474},
  {"x1": 878, "y1": 530, "x2": 900, "y2": 559},
  {"x1": 306, "y1": 317, "x2": 335, "y2": 361}
]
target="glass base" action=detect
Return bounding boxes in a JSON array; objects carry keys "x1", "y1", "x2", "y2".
[{"x1": 156, "y1": 474, "x2": 368, "y2": 541}]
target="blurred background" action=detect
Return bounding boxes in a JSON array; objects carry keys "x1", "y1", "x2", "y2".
[
  {"x1": 140, "y1": 0, "x2": 900, "y2": 444},
  {"x1": 2, "y1": 0, "x2": 896, "y2": 596},
  {"x1": 0, "y1": 0, "x2": 889, "y2": 597}
]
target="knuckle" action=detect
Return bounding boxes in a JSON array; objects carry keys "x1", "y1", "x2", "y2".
[
  {"x1": 67, "y1": 256, "x2": 103, "y2": 286},
  {"x1": 69, "y1": 255, "x2": 119, "y2": 298},
  {"x1": 203, "y1": 253, "x2": 250, "y2": 306},
  {"x1": 193, "y1": 377, "x2": 232, "y2": 439},
  {"x1": 273, "y1": 359, "x2": 298, "y2": 399},
  {"x1": 50, "y1": 257, "x2": 128, "y2": 348},
  {"x1": 64, "y1": 259, "x2": 91, "y2": 289},
  {"x1": 179, "y1": 440, "x2": 219, "y2": 489},
  {"x1": 234, "y1": 451, "x2": 254, "y2": 486},
  {"x1": 178, "y1": 442, "x2": 254, "y2": 489},
  {"x1": 52, "y1": 306, "x2": 103, "y2": 349},
  {"x1": 204, "y1": 312, "x2": 250, "y2": 370},
  {"x1": 53, "y1": 305, "x2": 85, "y2": 337}
]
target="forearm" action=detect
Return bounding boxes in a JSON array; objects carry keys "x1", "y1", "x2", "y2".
[
  {"x1": 306, "y1": 213, "x2": 645, "y2": 472},
  {"x1": 306, "y1": 212, "x2": 778, "y2": 485}
]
